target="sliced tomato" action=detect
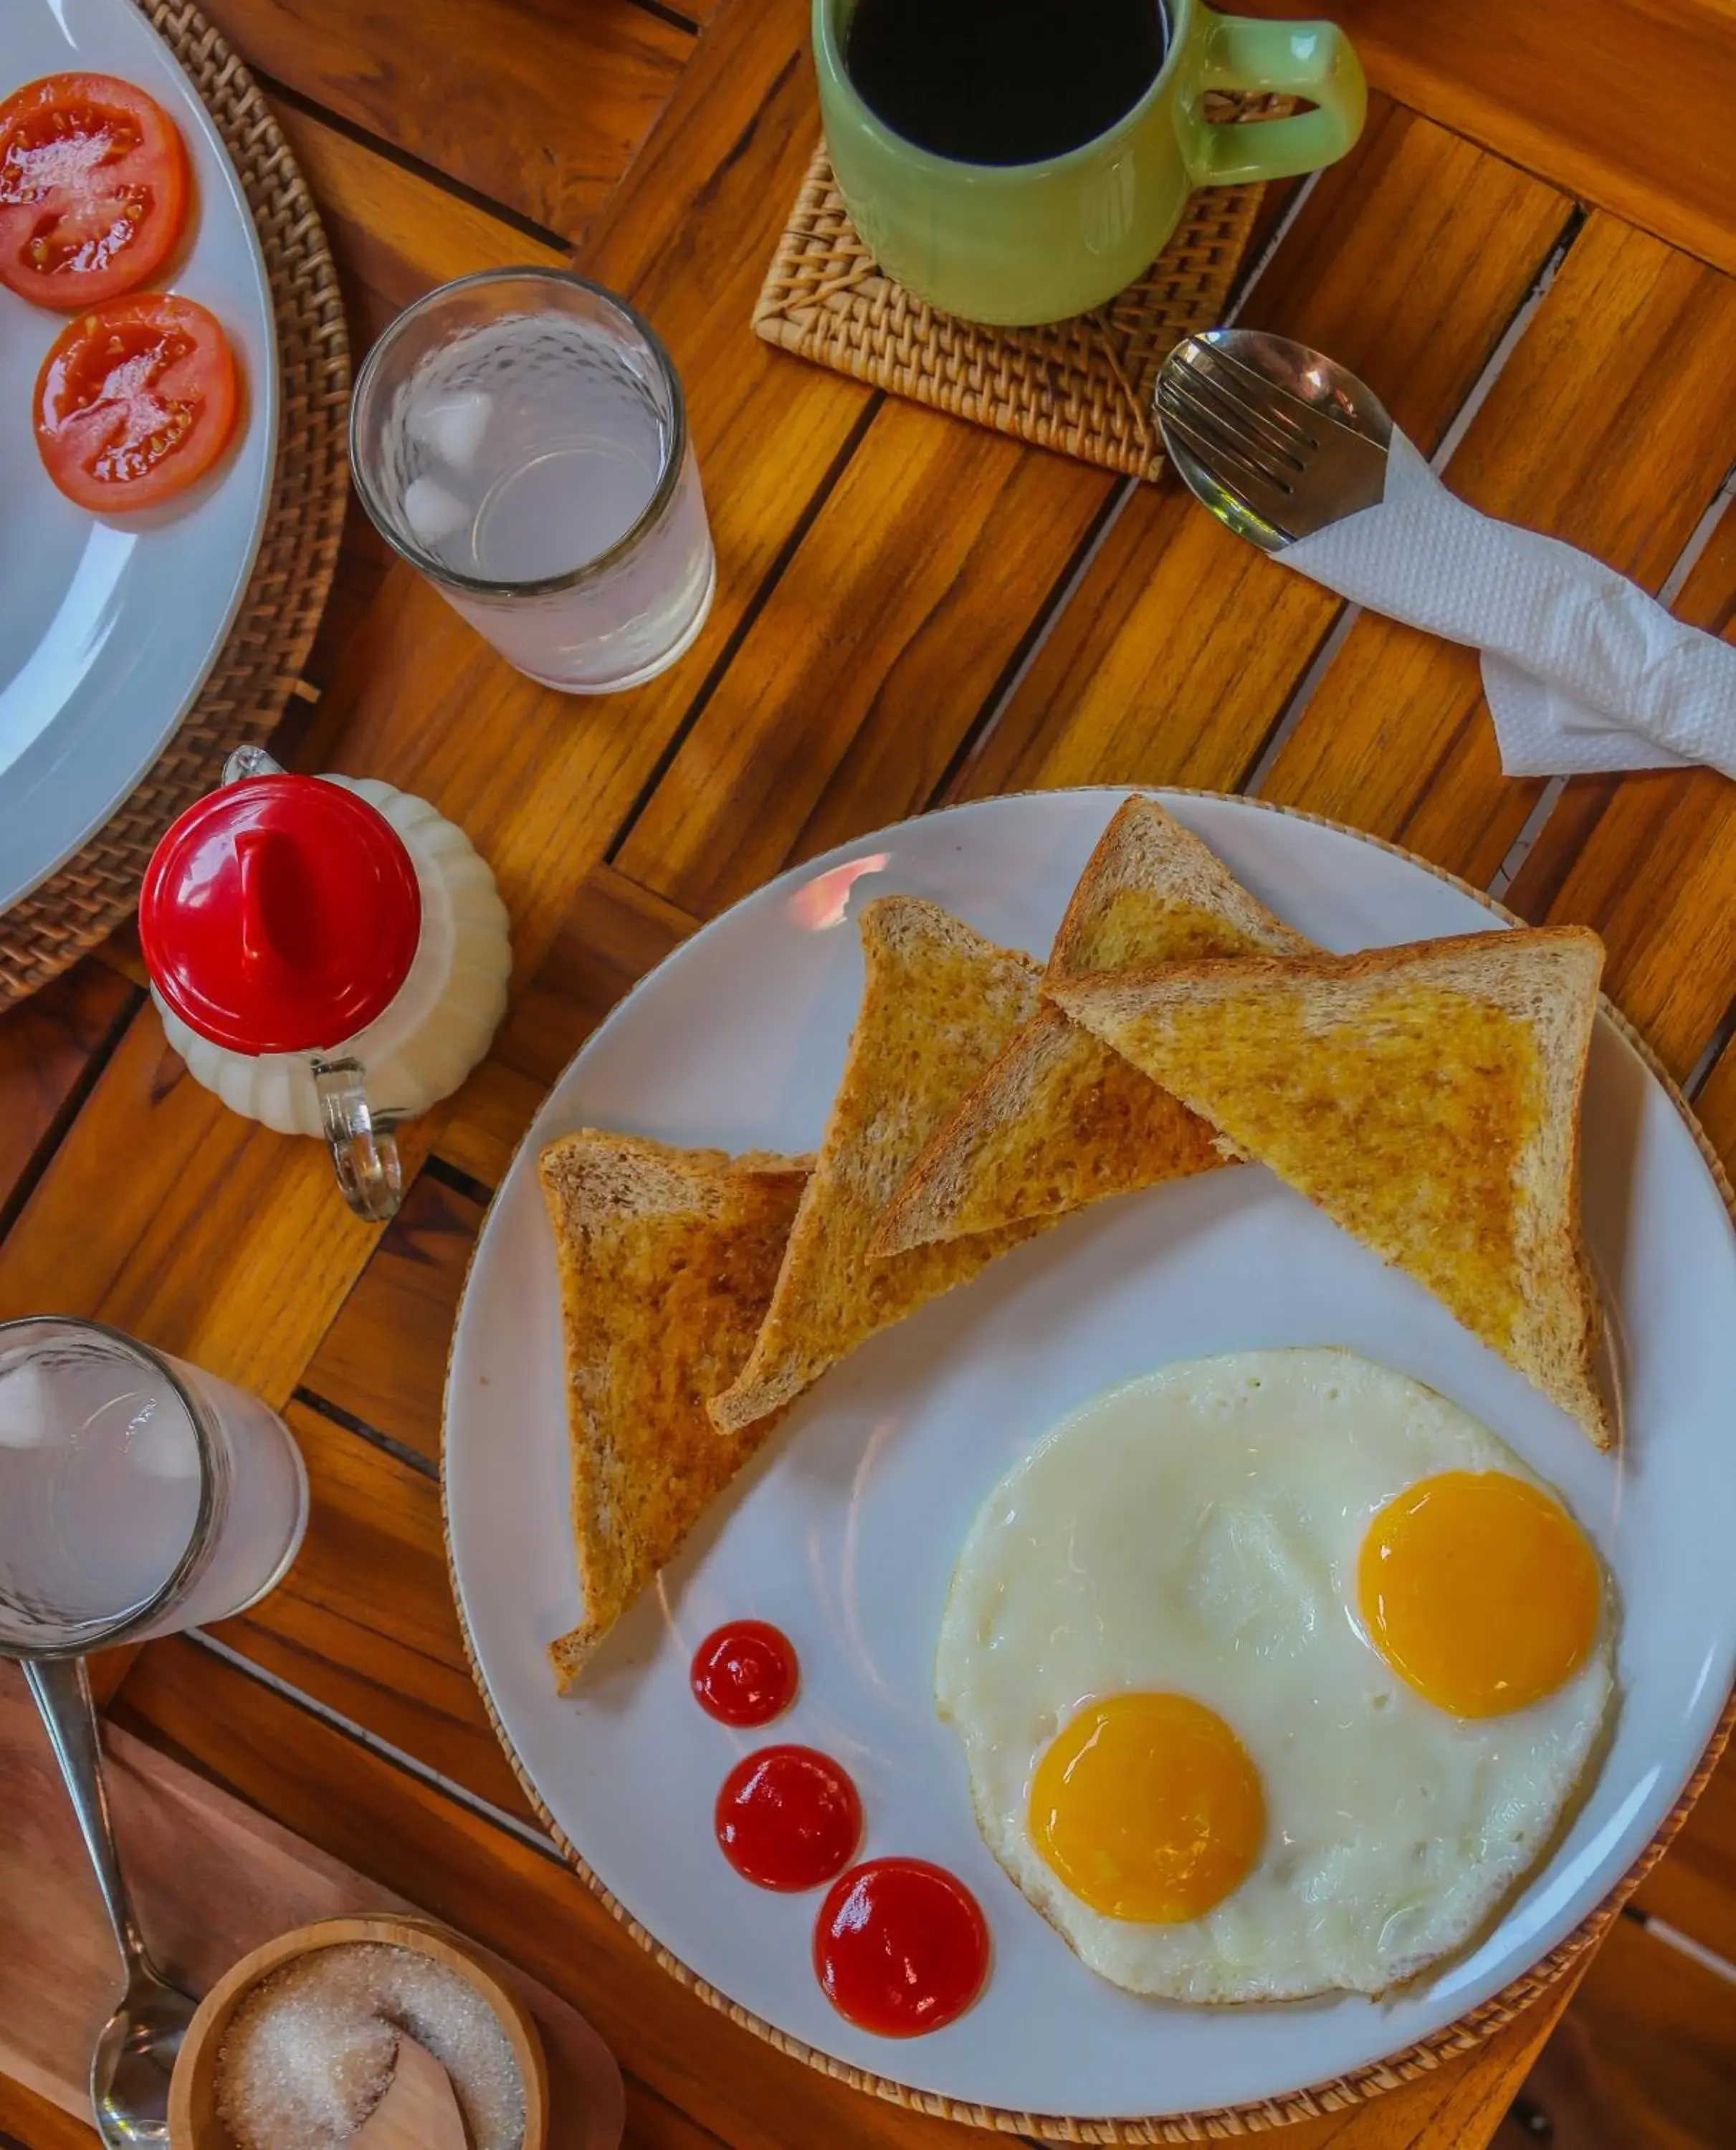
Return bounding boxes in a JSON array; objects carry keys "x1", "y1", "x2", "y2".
[
  {"x1": 0, "y1": 73, "x2": 190, "y2": 307},
  {"x1": 35, "y1": 294, "x2": 239, "y2": 512}
]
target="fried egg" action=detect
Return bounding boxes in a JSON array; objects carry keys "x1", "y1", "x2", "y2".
[{"x1": 934, "y1": 1347, "x2": 1614, "y2": 2002}]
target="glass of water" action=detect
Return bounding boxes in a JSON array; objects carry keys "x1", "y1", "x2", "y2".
[
  {"x1": 0, "y1": 1316, "x2": 308, "y2": 1658},
  {"x1": 350, "y1": 267, "x2": 716, "y2": 694}
]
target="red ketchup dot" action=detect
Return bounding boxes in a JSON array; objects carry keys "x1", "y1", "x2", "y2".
[
  {"x1": 814, "y1": 1858, "x2": 991, "y2": 2037},
  {"x1": 715, "y1": 1746, "x2": 862, "y2": 1891},
  {"x1": 691, "y1": 1620, "x2": 799, "y2": 1726}
]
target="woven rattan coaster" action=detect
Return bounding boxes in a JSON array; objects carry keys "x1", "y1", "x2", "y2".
[
  {"x1": 755, "y1": 117, "x2": 1277, "y2": 483},
  {"x1": 0, "y1": 0, "x2": 350, "y2": 1005}
]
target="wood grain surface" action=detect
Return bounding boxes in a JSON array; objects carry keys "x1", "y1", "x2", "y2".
[
  {"x1": 208, "y1": 1399, "x2": 535, "y2": 1819},
  {"x1": 194, "y1": 0, "x2": 693, "y2": 239},
  {"x1": 4, "y1": 0, "x2": 1735, "y2": 2143},
  {"x1": 0, "y1": 961, "x2": 136, "y2": 1224},
  {"x1": 1241, "y1": 0, "x2": 1736, "y2": 275}
]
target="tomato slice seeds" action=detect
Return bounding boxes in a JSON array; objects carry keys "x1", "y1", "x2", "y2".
[
  {"x1": 0, "y1": 74, "x2": 189, "y2": 307},
  {"x1": 35, "y1": 294, "x2": 239, "y2": 512}
]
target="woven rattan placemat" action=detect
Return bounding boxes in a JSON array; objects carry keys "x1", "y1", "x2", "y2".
[
  {"x1": 755, "y1": 113, "x2": 1278, "y2": 482},
  {"x1": 0, "y1": 0, "x2": 350, "y2": 1005}
]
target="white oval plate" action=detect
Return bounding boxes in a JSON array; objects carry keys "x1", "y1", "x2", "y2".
[
  {"x1": 0, "y1": 0, "x2": 278, "y2": 909},
  {"x1": 446, "y1": 790, "x2": 1736, "y2": 2126}
]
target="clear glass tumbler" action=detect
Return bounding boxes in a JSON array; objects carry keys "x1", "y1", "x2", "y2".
[
  {"x1": 350, "y1": 267, "x2": 716, "y2": 694},
  {"x1": 0, "y1": 1316, "x2": 309, "y2": 1657}
]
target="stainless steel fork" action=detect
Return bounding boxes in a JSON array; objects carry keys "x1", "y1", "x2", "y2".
[{"x1": 1156, "y1": 331, "x2": 1391, "y2": 550}]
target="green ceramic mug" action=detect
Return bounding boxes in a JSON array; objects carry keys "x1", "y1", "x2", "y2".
[{"x1": 814, "y1": 0, "x2": 1365, "y2": 325}]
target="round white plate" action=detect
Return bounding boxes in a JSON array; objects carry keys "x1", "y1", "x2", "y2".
[
  {"x1": 447, "y1": 790, "x2": 1736, "y2": 2127},
  {"x1": 0, "y1": 0, "x2": 278, "y2": 909}
]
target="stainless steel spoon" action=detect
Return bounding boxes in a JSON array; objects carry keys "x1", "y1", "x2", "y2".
[
  {"x1": 24, "y1": 1655, "x2": 198, "y2": 2146},
  {"x1": 1156, "y1": 328, "x2": 1392, "y2": 550}
]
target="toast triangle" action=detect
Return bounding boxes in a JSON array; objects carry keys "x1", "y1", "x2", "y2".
[
  {"x1": 1051, "y1": 926, "x2": 1613, "y2": 1446},
  {"x1": 708, "y1": 894, "x2": 1049, "y2": 1435},
  {"x1": 538, "y1": 1131, "x2": 809, "y2": 1691},
  {"x1": 874, "y1": 796, "x2": 1312, "y2": 1254}
]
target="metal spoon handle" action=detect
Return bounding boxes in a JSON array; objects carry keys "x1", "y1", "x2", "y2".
[{"x1": 24, "y1": 1656, "x2": 152, "y2": 1972}]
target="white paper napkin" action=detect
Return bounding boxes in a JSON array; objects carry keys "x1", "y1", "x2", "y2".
[{"x1": 1281, "y1": 429, "x2": 1736, "y2": 778}]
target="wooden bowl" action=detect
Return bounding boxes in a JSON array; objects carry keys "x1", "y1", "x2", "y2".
[{"x1": 168, "y1": 1911, "x2": 550, "y2": 2149}]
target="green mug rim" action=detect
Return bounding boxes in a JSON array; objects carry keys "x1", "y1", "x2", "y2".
[{"x1": 813, "y1": 0, "x2": 1196, "y2": 184}]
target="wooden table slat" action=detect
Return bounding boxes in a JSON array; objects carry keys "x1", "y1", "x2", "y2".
[
  {"x1": 271, "y1": 100, "x2": 570, "y2": 351},
  {"x1": 493, "y1": 865, "x2": 703, "y2": 1091},
  {"x1": 0, "y1": 961, "x2": 138, "y2": 1225},
  {"x1": 426, "y1": 865, "x2": 705, "y2": 1192},
  {"x1": 0, "y1": 2072, "x2": 99, "y2": 2150},
  {"x1": 1558, "y1": 1911, "x2": 1736, "y2": 2144},
  {"x1": 613, "y1": 398, "x2": 1112, "y2": 918},
  {"x1": 0, "y1": 1005, "x2": 437, "y2": 1407},
  {"x1": 206, "y1": 1400, "x2": 537, "y2": 1827},
  {"x1": 436, "y1": 1056, "x2": 562, "y2": 1191},
  {"x1": 1635, "y1": 1744, "x2": 1736, "y2": 1971},
  {"x1": 301, "y1": 1175, "x2": 484, "y2": 1461},
  {"x1": 196, "y1": 0, "x2": 693, "y2": 241},
  {"x1": 1253, "y1": 0, "x2": 1736, "y2": 277}
]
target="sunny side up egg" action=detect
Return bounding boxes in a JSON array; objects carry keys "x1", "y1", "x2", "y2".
[{"x1": 934, "y1": 1348, "x2": 1615, "y2": 2003}]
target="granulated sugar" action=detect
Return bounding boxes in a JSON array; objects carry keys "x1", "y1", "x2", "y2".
[{"x1": 216, "y1": 1940, "x2": 525, "y2": 2149}]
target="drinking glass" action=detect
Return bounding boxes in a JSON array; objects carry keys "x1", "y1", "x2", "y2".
[
  {"x1": 0, "y1": 1316, "x2": 308, "y2": 1657},
  {"x1": 350, "y1": 267, "x2": 716, "y2": 694}
]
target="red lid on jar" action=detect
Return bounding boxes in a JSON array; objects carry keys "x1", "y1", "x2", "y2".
[{"x1": 139, "y1": 775, "x2": 422, "y2": 1056}]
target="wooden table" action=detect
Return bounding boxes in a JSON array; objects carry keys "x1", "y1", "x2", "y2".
[{"x1": 4, "y1": 1, "x2": 1735, "y2": 2144}]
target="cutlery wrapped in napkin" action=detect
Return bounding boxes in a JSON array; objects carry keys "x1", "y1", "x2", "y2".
[
  {"x1": 1283, "y1": 429, "x2": 1736, "y2": 778},
  {"x1": 1158, "y1": 332, "x2": 1736, "y2": 781}
]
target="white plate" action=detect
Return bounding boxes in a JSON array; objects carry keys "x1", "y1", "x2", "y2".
[
  {"x1": 446, "y1": 790, "x2": 1736, "y2": 2128},
  {"x1": 0, "y1": 0, "x2": 278, "y2": 909}
]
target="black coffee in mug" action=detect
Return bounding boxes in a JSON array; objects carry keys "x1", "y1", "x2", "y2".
[{"x1": 844, "y1": 0, "x2": 1170, "y2": 167}]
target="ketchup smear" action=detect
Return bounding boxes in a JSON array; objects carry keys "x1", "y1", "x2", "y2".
[
  {"x1": 715, "y1": 1746, "x2": 862, "y2": 1891},
  {"x1": 691, "y1": 1620, "x2": 798, "y2": 1726},
  {"x1": 814, "y1": 1858, "x2": 991, "y2": 2036}
]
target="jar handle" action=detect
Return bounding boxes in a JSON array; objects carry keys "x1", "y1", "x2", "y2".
[{"x1": 313, "y1": 1057, "x2": 403, "y2": 1221}]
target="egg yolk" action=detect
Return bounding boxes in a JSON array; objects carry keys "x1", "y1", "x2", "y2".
[
  {"x1": 1359, "y1": 1470, "x2": 1601, "y2": 1719},
  {"x1": 1029, "y1": 1692, "x2": 1265, "y2": 1922}
]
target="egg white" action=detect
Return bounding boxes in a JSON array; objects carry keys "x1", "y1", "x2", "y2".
[{"x1": 934, "y1": 1347, "x2": 1615, "y2": 2003}]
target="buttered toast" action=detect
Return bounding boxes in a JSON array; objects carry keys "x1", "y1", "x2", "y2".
[
  {"x1": 1052, "y1": 926, "x2": 1613, "y2": 1447},
  {"x1": 874, "y1": 798, "x2": 1312, "y2": 1255},
  {"x1": 539, "y1": 1132, "x2": 809, "y2": 1691},
  {"x1": 707, "y1": 895, "x2": 1050, "y2": 1437}
]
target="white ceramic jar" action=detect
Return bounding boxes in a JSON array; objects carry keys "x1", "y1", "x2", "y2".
[{"x1": 140, "y1": 747, "x2": 512, "y2": 1218}]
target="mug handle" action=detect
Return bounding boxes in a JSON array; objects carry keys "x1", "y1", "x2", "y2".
[
  {"x1": 1181, "y1": 11, "x2": 1367, "y2": 188},
  {"x1": 313, "y1": 1056, "x2": 404, "y2": 1221}
]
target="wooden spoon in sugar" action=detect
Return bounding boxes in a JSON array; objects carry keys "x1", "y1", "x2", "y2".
[{"x1": 351, "y1": 2032, "x2": 469, "y2": 2148}]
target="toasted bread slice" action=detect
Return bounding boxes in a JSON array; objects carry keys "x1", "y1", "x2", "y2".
[
  {"x1": 1051, "y1": 926, "x2": 1613, "y2": 1446},
  {"x1": 874, "y1": 797, "x2": 1313, "y2": 1254},
  {"x1": 539, "y1": 1132, "x2": 809, "y2": 1691},
  {"x1": 707, "y1": 896, "x2": 1048, "y2": 1436}
]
